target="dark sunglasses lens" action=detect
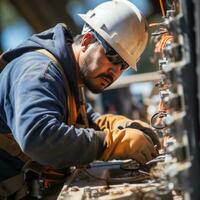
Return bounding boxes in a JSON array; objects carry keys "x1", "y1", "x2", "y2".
[
  {"x1": 106, "y1": 53, "x2": 129, "y2": 70},
  {"x1": 106, "y1": 54, "x2": 119, "y2": 64},
  {"x1": 121, "y1": 62, "x2": 129, "y2": 70},
  {"x1": 93, "y1": 31, "x2": 129, "y2": 70}
]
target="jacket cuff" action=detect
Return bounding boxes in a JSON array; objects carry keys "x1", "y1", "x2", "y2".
[{"x1": 95, "y1": 131, "x2": 107, "y2": 159}]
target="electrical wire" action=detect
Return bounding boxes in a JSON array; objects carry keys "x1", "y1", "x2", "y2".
[{"x1": 159, "y1": 0, "x2": 166, "y2": 17}]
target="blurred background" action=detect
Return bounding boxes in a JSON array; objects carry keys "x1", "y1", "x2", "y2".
[{"x1": 0, "y1": 0, "x2": 163, "y2": 122}]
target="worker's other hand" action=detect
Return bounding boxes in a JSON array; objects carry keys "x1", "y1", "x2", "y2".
[{"x1": 101, "y1": 128, "x2": 158, "y2": 164}]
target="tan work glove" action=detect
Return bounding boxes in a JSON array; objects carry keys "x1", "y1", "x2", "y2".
[
  {"x1": 95, "y1": 114, "x2": 161, "y2": 149},
  {"x1": 101, "y1": 128, "x2": 158, "y2": 164}
]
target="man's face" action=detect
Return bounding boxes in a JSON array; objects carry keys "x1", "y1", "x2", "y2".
[{"x1": 79, "y1": 33, "x2": 124, "y2": 93}]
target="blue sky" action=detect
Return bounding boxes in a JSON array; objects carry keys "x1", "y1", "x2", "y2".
[{"x1": 1, "y1": 20, "x2": 33, "y2": 51}]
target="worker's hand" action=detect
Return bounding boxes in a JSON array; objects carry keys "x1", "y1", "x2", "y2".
[
  {"x1": 101, "y1": 128, "x2": 158, "y2": 164},
  {"x1": 115, "y1": 119, "x2": 161, "y2": 149},
  {"x1": 95, "y1": 114, "x2": 161, "y2": 149}
]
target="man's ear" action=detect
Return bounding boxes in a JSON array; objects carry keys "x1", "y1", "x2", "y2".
[{"x1": 81, "y1": 32, "x2": 95, "y2": 52}]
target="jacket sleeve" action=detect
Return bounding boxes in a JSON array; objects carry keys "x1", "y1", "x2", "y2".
[
  {"x1": 8, "y1": 60, "x2": 106, "y2": 168},
  {"x1": 86, "y1": 103, "x2": 101, "y2": 129}
]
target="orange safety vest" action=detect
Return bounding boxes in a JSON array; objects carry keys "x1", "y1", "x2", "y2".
[{"x1": 36, "y1": 49, "x2": 88, "y2": 127}]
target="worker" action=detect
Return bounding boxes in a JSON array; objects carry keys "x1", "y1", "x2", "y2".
[{"x1": 0, "y1": 0, "x2": 160, "y2": 199}]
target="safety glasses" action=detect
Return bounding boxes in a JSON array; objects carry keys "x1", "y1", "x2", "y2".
[{"x1": 92, "y1": 31, "x2": 130, "y2": 70}]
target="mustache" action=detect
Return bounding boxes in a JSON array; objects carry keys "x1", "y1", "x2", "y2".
[{"x1": 96, "y1": 73, "x2": 114, "y2": 83}]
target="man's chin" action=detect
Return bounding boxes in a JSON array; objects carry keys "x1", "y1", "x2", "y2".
[
  {"x1": 86, "y1": 84, "x2": 104, "y2": 94},
  {"x1": 88, "y1": 87, "x2": 104, "y2": 94}
]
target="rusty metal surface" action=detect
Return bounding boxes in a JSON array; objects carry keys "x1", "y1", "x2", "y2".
[{"x1": 57, "y1": 159, "x2": 183, "y2": 200}]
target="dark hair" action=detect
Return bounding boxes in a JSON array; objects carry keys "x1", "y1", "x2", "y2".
[{"x1": 73, "y1": 34, "x2": 84, "y2": 45}]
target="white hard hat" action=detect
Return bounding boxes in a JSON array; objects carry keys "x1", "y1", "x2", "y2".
[{"x1": 79, "y1": 0, "x2": 148, "y2": 70}]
